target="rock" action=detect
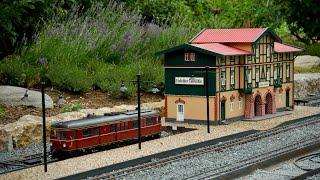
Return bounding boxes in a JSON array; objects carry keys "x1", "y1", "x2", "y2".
[
  {"x1": 295, "y1": 55, "x2": 320, "y2": 68},
  {"x1": 0, "y1": 101, "x2": 164, "y2": 152},
  {"x1": 0, "y1": 86, "x2": 53, "y2": 108},
  {"x1": 294, "y1": 73, "x2": 320, "y2": 98}
]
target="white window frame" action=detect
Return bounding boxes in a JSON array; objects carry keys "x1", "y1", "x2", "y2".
[
  {"x1": 230, "y1": 101, "x2": 234, "y2": 111},
  {"x1": 256, "y1": 68, "x2": 260, "y2": 82},
  {"x1": 266, "y1": 44, "x2": 271, "y2": 57},
  {"x1": 238, "y1": 97, "x2": 242, "y2": 110},
  {"x1": 255, "y1": 46, "x2": 259, "y2": 58},
  {"x1": 274, "y1": 66, "x2": 278, "y2": 80},
  {"x1": 221, "y1": 72, "x2": 226, "y2": 86},
  {"x1": 184, "y1": 52, "x2": 195, "y2": 61},
  {"x1": 247, "y1": 69, "x2": 252, "y2": 83},
  {"x1": 266, "y1": 68, "x2": 270, "y2": 81},
  {"x1": 230, "y1": 68, "x2": 235, "y2": 85}
]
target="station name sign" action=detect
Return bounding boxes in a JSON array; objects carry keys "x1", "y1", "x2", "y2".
[
  {"x1": 175, "y1": 77, "x2": 204, "y2": 85},
  {"x1": 258, "y1": 81, "x2": 270, "y2": 88}
]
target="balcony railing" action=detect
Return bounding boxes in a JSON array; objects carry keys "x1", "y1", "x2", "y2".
[{"x1": 239, "y1": 83, "x2": 253, "y2": 94}]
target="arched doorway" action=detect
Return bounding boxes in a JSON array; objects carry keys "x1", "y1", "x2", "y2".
[
  {"x1": 254, "y1": 94, "x2": 263, "y2": 116},
  {"x1": 265, "y1": 93, "x2": 273, "y2": 114}
]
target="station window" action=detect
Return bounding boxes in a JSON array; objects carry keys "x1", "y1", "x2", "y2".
[
  {"x1": 246, "y1": 69, "x2": 252, "y2": 83},
  {"x1": 230, "y1": 100, "x2": 234, "y2": 111},
  {"x1": 221, "y1": 71, "x2": 226, "y2": 86},
  {"x1": 230, "y1": 68, "x2": 235, "y2": 85},
  {"x1": 274, "y1": 66, "x2": 278, "y2": 79},
  {"x1": 238, "y1": 97, "x2": 242, "y2": 110},
  {"x1": 83, "y1": 129, "x2": 90, "y2": 138},
  {"x1": 184, "y1": 52, "x2": 195, "y2": 61},
  {"x1": 266, "y1": 68, "x2": 270, "y2": 81},
  {"x1": 286, "y1": 64, "x2": 290, "y2": 77},
  {"x1": 255, "y1": 46, "x2": 259, "y2": 58},
  {"x1": 266, "y1": 44, "x2": 271, "y2": 57},
  {"x1": 255, "y1": 68, "x2": 260, "y2": 82}
]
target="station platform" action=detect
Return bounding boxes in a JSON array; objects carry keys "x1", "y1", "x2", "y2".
[{"x1": 243, "y1": 111, "x2": 293, "y2": 121}]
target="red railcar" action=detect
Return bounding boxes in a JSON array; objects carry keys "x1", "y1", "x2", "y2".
[{"x1": 50, "y1": 110, "x2": 161, "y2": 156}]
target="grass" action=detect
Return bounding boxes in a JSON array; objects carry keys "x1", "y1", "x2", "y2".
[
  {"x1": 0, "y1": 105, "x2": 5, "y2": 117},
  {"x1": 294, "y1": 65, "x2": 320, "y2": 74},
  {"x1": 0, "y1": 2, "x2": 197, "y2": 95}
]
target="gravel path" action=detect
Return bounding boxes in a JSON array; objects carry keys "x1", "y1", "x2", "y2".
[
  {"x1": 1, "y1": 106, "x2": 320, "y2": 180},
  {"x1": 96, "y1": 120, "x2": 320, "y2": 179}
]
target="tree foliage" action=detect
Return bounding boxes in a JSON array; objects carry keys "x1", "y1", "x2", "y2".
[
  {"x1": 0, "y1": 0, "x2": 96, "y2": 59},
  {"x1": 278, "y1": 0, "x2": 320, "y2": 44}
]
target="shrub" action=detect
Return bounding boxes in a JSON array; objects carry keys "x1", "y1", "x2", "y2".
[
  {"x1": 0, "y1": 105, "x2": 5, "y2": 117},
  {"x1": 46, "y1": 60, "x2": 92, "y2": 93},
  {"x1": 60, "y1": 102, "x2": 85, "y2": 113},
  {"x1": 0, "y1": 56, "x2": 40, "y2": 87},
  {"x1": 305, "y1": 43, "x2": 320, "y2": 57}
]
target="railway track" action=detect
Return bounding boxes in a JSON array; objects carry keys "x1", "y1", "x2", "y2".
[
  {"x1": 0, "y1": 153, "x2": 53, "y2": 174},
  {"x1": 89, "y1": 114, "x2": 320, "y2": 180}
]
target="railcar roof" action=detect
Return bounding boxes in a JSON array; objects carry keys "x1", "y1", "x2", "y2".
[{"x1": 51, "y1": 109, "x2": 159, "y2": 129}]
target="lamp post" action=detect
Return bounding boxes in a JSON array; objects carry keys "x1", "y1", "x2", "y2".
[
  {"x1": 120, "y1": 74, "x2": 159, "y2": 149},
  {"x1": 194, "y1": 66, "x2": 215, "y2": 134},
  {"x1": 39, "y1": 57, "x2": 48, "y2": 172}
]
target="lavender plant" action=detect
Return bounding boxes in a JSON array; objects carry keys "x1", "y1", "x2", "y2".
[{"x1": 0, "y1": 1, "x2": 196, "y2": 95}]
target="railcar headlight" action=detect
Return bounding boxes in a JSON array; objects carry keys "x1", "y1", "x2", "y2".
[
  {"x1": 49, "y1": 142, "x2": 53, "y2": 146},
  {"x1": 63, "y1": 143, "x2": 66, "y2": 148}
]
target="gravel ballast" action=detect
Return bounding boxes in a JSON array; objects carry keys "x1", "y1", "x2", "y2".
[
  {"x1": 93, "y1": 119, "x2": 320, "y2": 179},
  {"x1": 1, "y1": 106, "x2": 320, "y2": 180}
]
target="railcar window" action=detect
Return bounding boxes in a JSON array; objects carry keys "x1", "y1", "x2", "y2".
[
  {"x1": 72, "y1": 131, "x2": 77, "y2": 139},
  {"x1": 133, "y1": 120, "x2": 138, "y2": 128},
  {"x1": 146, "y1": 117, "x2": 153, "y2": 125},
  {"x1": 125, "y1": 122, "x2": 128, "y2": 130},
  {"x1": 83, "y1": 129, "x2": 90, "y2": 137},
  {"x1": 91, "y1": 127, "x2": 99, "y2": 136},
  {"x1": 158, "y1": 116, "x2": 161, "y2": 123},
  {"x1": 110, "y1": 124, "x2": 116, "y2": 132},
  {"x1": 59, "y1": 131, "x2": 67, "y2": 140}
]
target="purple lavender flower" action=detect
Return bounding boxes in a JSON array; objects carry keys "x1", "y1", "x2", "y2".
[
  {"x1": 123, "y1": 33, "x2": 131, "y2": 44},
  {"x1": 111, "y1": 44, "x2": 117, "y2": 52}
]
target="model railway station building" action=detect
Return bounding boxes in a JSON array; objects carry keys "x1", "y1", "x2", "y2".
[{"x1": 158, "y1": 28, "x2": 302, "y2": 123}]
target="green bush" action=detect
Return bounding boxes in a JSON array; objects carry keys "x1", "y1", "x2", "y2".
[
  {"x1": 46, "y1": 61, "x2": 93, "y2": 93},
  {"x1": 305, "y1": 43, "x2": 320, "y2": 57},
  {"x1": 0, "y1": 57, "x2": 40, "y2": 87},
  {"x1": 0, "y1": 105, "x2": 5, "y2": 117},
  {"x1": 60, "y1": 102, "x2": 85, "y2": 113}
]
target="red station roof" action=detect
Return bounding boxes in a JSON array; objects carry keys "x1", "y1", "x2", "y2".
[
  {"x1": 274, "y1": 42, "x2": 303, "y2": 53},
  {"x1": 191, "y1": 28, "x2": 268, "y2": 43},
  {"x1": 158, "y1": 28, "x2": 303, "y2": 56},
  {"x1": 190, "y1": 43, "x2": 251, "y2": 56}
]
